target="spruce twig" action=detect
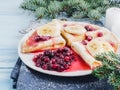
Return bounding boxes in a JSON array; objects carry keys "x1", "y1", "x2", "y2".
[
  {"x1": 93, "y1": 51, "x2": 120, "y2": 90},
  {"x1": 21, "y1": 0, "x2": 120, "y2": 20}
]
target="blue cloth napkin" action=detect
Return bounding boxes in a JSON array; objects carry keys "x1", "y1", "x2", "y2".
[{"x1": 16, "y1": 63, "x2": 113, "y2": 90}]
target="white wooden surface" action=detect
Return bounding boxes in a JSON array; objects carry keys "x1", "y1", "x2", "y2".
[{"x1": 0, "y1": 0, "x2": 34, "y2": 90}]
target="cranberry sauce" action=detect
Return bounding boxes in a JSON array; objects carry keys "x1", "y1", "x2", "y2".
[
  {"x1": 33, "y1": 47, "x2": 91, "y2": 72},
  {"x1": 26, "y1": 32, "x2": 51, "y2": 46},
  {"x1": 33, "y1": 47, "x2": 75, "y2": 72}
]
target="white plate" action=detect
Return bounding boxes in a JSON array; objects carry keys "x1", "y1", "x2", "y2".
[{"x1": 18, "y1": 23, "x2": 92, "y2": 77}]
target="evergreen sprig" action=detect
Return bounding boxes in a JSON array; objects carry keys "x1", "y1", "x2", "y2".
[
  {"x1": 21, "y1": 0, "x2": 120, "y2": 20},
  {"x1": 93, "y1": 52, "x2": 120, "y2": 90}
]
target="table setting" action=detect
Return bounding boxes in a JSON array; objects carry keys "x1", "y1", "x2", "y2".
[{"x1": 8, "y1": 0, "x2": 120, "y2": 90}]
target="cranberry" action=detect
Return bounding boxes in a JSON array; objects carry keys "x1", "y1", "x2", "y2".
[
  {"x1": 52, "y1": 64, "x2": 58, "y2": 69},
  {"x1": 81, "y1": 40, "x2": 88, "y2": 45},
  {"x1": 47, "y1": 64, "x2": 52, "y2": 70},
  {"x1": 44, "y1": 50, "x2": 52, "y2": 56},
  {"x1": 86, "y1": 35, "x2": 93, "y2": 41},
  {"x1": 34, "y1": 35, "x2": 51, "y2": 42},
  {"x1": 40, "y1": 36, "x2": 51, "y2": 41},
  {"x1": 85, "y1": 25, "x2": 96, "y2": 31},
  {"x1": 57, "y1": 48, "x2": 62, "y2": 53},
  {"x1": 42, "y1": 65, "x2": 47, "y2": 70},
  {"x1": 51, "y1": 59, "x2": 56, "y2": 64},
  {"x1": 44, "y1": 57, "x2": 49, "y2": 62},
  {"x1": 56, "y1": 53, "x2": 61, "y2": 57},
  {"x1": 35, "y1": 63, "x2": 40, "y2": 67},
  {"x1": 34, "y1": 35, "x2": 41, "y2": 42},
  {"x1": 64, "y1": 64, "x2": 69, "y2": 69},
  {"x1": 49, "y1": 52, "x2": 54, "y2": 58},
  {"x1": 63, "y1": 47, "x2": 69, "y2": 52},
  {"x1": 32, "y1": 47, "x2": 75, "y2": 72},
  {"x1": 57, "y1": 59, "x2": 64, "y2": 65},
  {"x1": 59, "y1": 66, "x2": 65, "y2": 72},
  {"x1": 66, "y1": 52, "x2": 71, "y2": 56},
  {"x1": 97, "y1": 32, "x2": 103, "y2": 37},
  {"x1": 60, "y1": 55, "x2": 64, "y2": 59},
  {"x1": 33, "y1": 57, "x2": 37, "y2": 62},
  {"x1": 32, "y1": 56, "x2": 38, "y2": 62},
  {"x1": 65, "y1": 56, "x2": 70, "y2": 61}
]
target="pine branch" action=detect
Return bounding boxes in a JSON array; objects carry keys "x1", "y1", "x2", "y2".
[
  {"x1": 108, "y1": 71, "x2": 120, "y2": 90},
  {"x1": 48, "y1": 1, "x2": 62, "y2": 13},
  {"x1": 88, "y1": 9, "x2": 102, "y2": 21},
  {"x1": 93, "y1": 51, "x2": 120, "y2": 90},
  {"x1": 96, "y1": 52, "x2": 120, "y2": 70},
  {"x1": 93, "y1": 65, "x2": 112, "y2": 79},
  {"x1": 35, "y1": 7, "x2": 47, "y2": 18},
  {"x1": 21, "y1": 1, "x2": 38, "y2": 11},
  {"x1": 72, "y1": 11, "x2": 86, "y2": 19},
  {"x1": 21, "y1": 0, "x2": 120, "y2": 20}
]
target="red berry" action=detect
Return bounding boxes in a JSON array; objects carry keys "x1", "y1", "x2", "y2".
[
  {"x1": 63, "y1": 47, "x2": 69, "y2": 52},
  {"x1": 32, "y1": 55, "x2": 39, "y2": 62},
  {"x1": 64, "y1": 64, "x2": 69, "y2": 69},
  {"x1": 97, "y1": 32, "x2": 103, "y2": 37},
  {"x1": 85, "y1": 25, "x2": 96, "y2": 31},
  {"x1": 40, "y1": 36, "x2": 51, "y2": 41},
  {"x1": 34, "y1": 35, "x2": 41, "y2": 42},
  {"x1": 81, "y1": 40, "x2": 88, "y2": 45},
  {"x1": 86, "y1": 35, "x2": 93, "y2": 41},
  {"x1": 33, "y1": 47, "x2": 75, "y2": 72},
  {"x1": 34, "y1": 35, "x2": 51, "y2": 42},
  {"x1": 65, "y1": 56, "x2": 70, "y2": 61},
  {"x1": 59, "y1": 66, "x2": 65, "y2": 72},
  {"x1": 35, "y1": 63, "x2": 40, "y2": 67},
  {"x1": 42, "y1": 65, "x2": 47, "y2": 70},
  {"x1": 51, "y1": 59, "x2": 56, "y2": 64},
  {"x1": 44, "y1": 57, "x2": 49, "y2": 62},
  {"x1": 33, "y1": 57, "x2": 37, "y2": 62},
  {"x1": 52, "y1": 64, "x2": 58, "y2": 69}
]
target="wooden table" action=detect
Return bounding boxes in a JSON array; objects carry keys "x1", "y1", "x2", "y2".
[{"x1": 0, "y1": 0, "x2": 34, "y2": 90}]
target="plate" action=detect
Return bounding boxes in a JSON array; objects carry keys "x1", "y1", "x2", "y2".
[{"x1": 18, "y1": 23, "x2": 92, "y2": 77}]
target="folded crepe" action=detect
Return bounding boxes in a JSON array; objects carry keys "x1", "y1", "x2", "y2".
[
  {"x1": 22, "y1": 35, "x2": 66, "y2": 53},
  {"x1": 61, "y1": 24, "x2": 86, "y2": 46},
  {"x1": 101, "y1": 32, "x2": 120, "y2": 52},
  {"x1": 71, "y1": 41, "x2": 102, "y2": 69},
  {"x1": 61, "y1": 31, "x2": 85, "y2": 46},
  {"x1": 21, "y1": 21, "x2": 66, "y2": 53}
]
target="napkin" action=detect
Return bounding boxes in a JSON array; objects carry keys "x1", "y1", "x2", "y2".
[{"x1": 16, "y1": 63, "x2": 113, "y2": 90}]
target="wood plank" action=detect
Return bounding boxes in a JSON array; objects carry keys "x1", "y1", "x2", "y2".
[
  {"x1": 0, "y1": 49, "x2": 18, "y2": 68},
  {"x1": 0, "y1": 69, "x2": 15, "y2": 90},
  {"x1": 0, "y1": 14, "x2": 34, "y2": 47},
  {"x1": 0, "y1": 0, "x2": 23, "y2": 15},
  {"x1": 0, "y1": 0, "x2": 35, "y2": 89}
]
